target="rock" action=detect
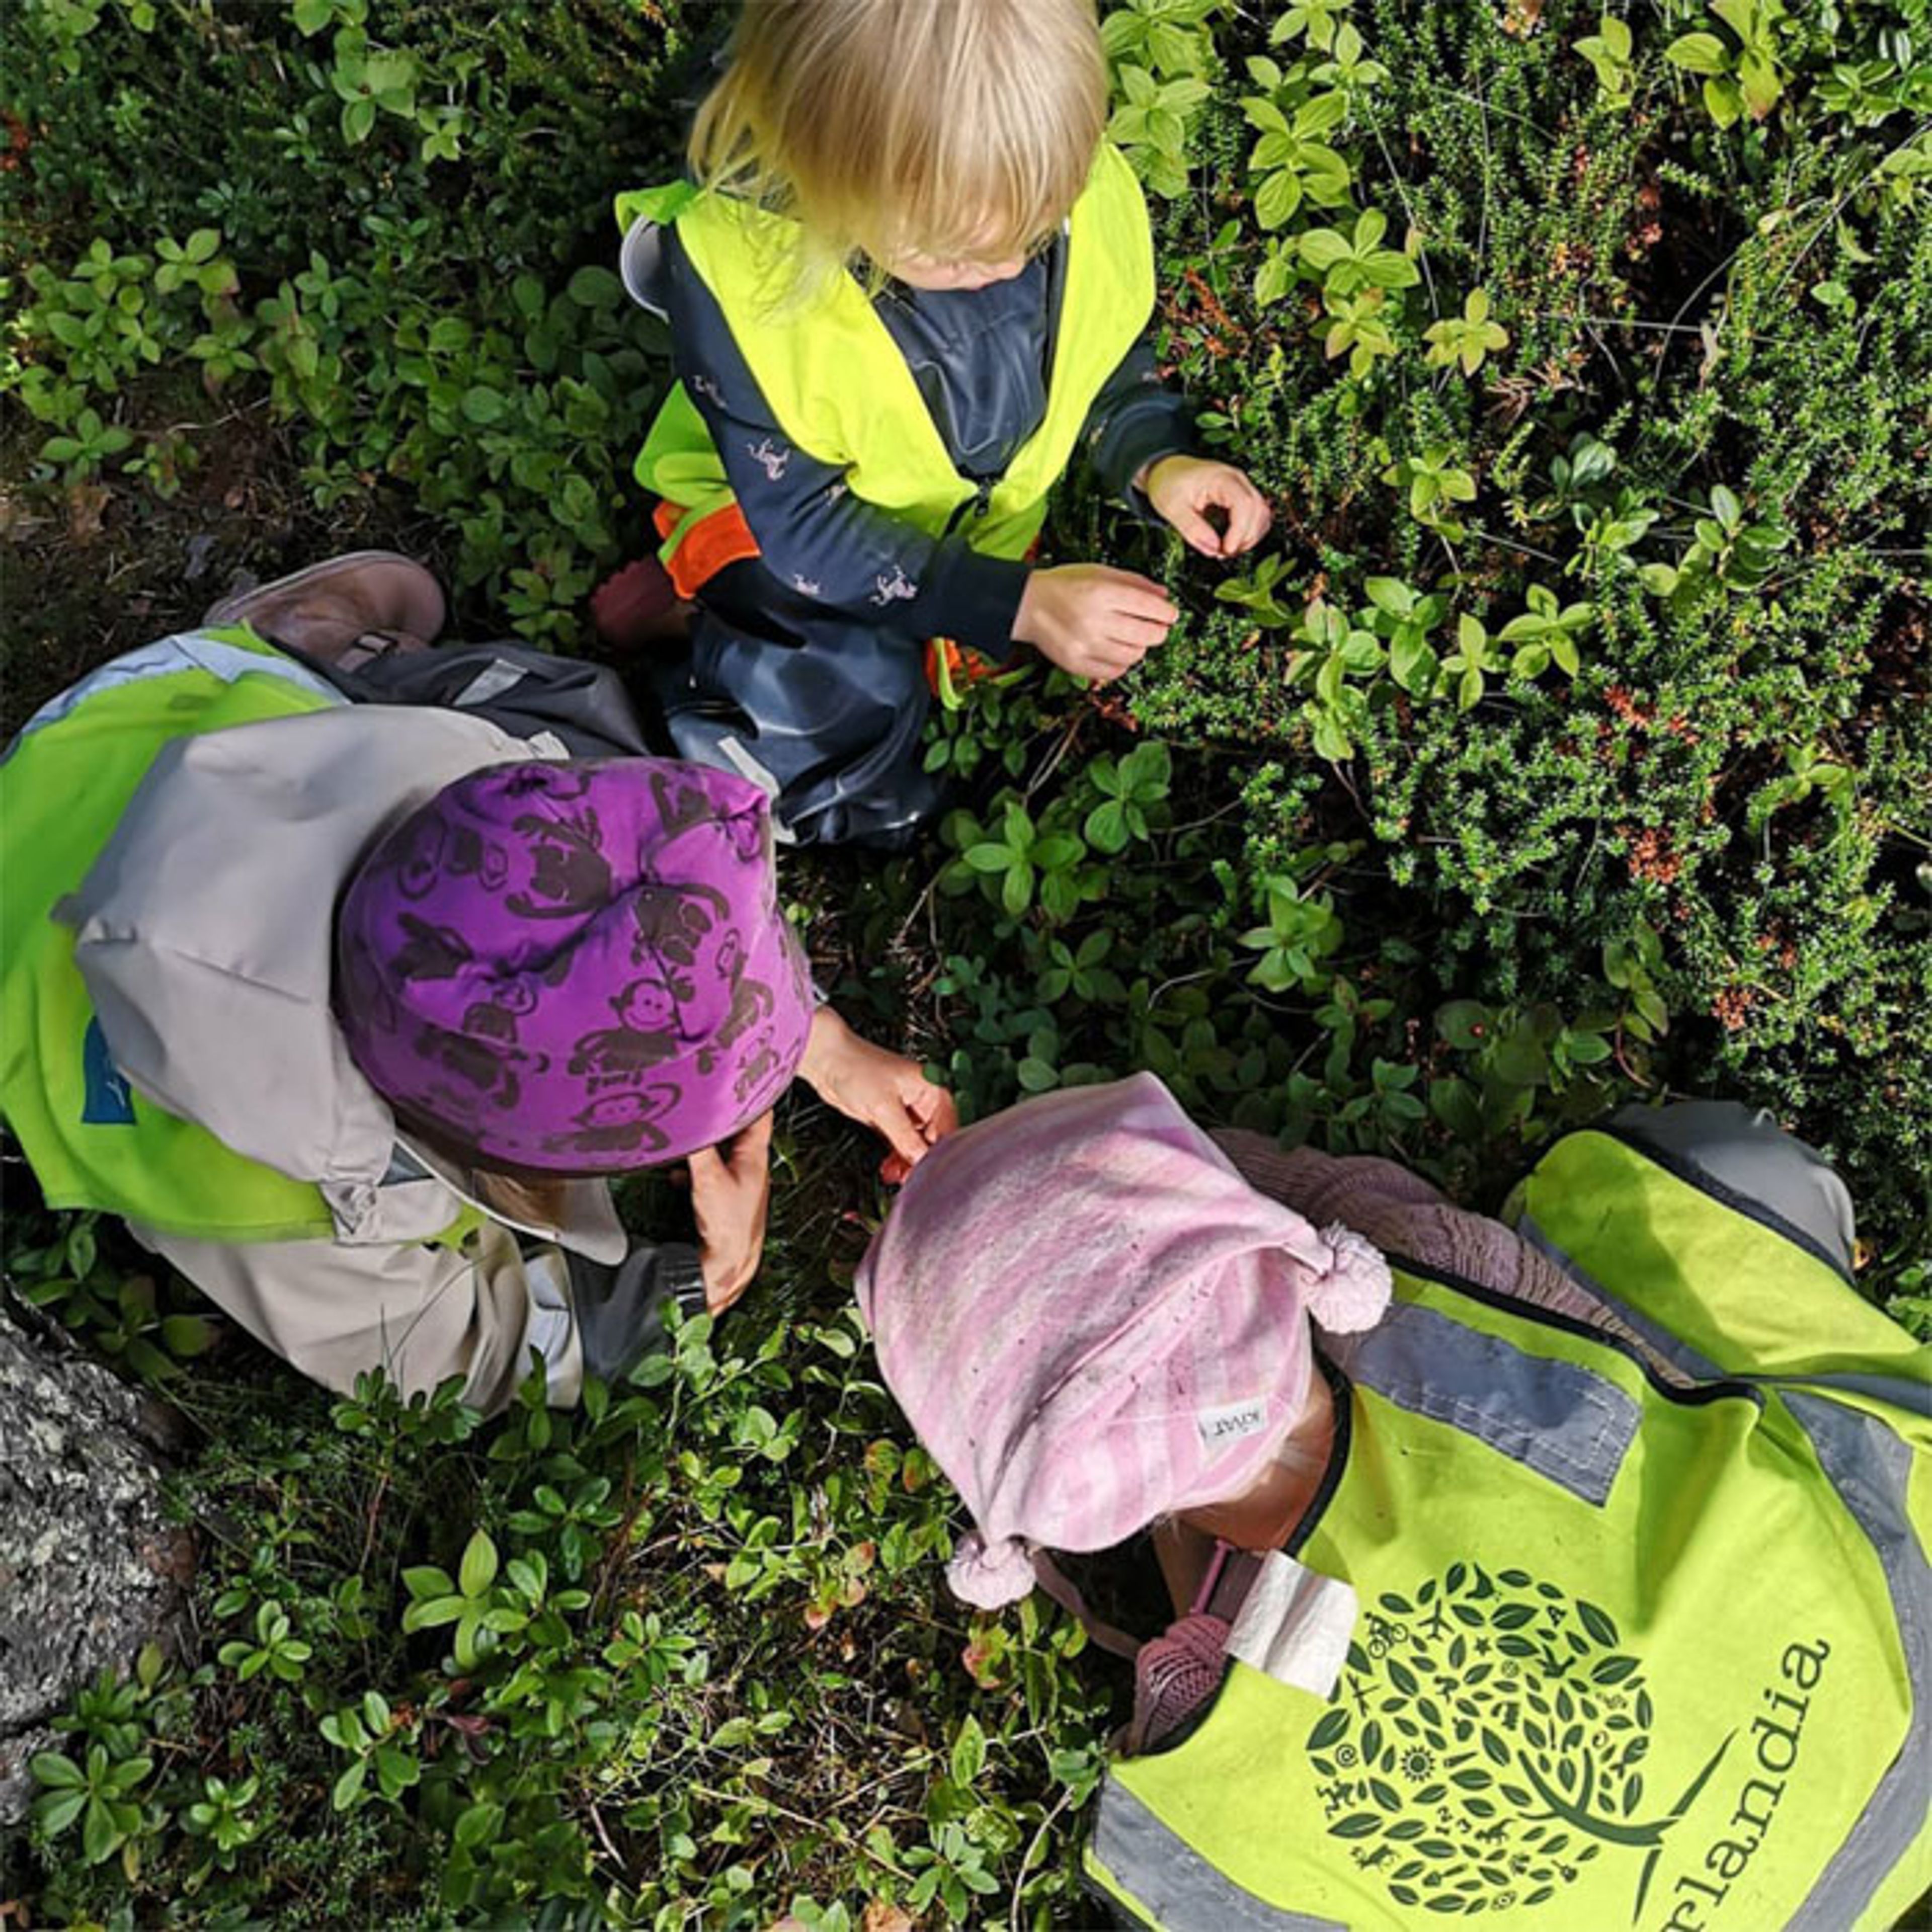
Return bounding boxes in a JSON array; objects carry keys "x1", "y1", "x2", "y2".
[{"x1": 0, "y1": 1298, "x2": 191, "y2": 1829}]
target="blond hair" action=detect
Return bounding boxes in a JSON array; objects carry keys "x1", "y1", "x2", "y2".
[{"x1": 690, "y1": 0, "x2": 1107, "y2": 279}]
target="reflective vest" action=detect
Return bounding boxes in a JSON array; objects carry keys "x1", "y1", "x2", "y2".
[
  {"x1": 613, "y1": 142, "x2": 1155, "y2": 595},
  {"x1": 0, "y1": 632, "x2": 344, "y2": 1242},
  {"x1": 1086, "y1": 1130, "x2": 1932, "y2": 1931}
]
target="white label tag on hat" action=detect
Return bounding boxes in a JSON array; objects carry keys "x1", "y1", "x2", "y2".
[{"x1": 1196, "y1": 1396, "x2": 1269, "y2": 1449}]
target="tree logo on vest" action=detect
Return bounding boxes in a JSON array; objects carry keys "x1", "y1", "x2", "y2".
[{"x1": 1305, "y1": 1564, "x2": 1732, "y2": 1918}]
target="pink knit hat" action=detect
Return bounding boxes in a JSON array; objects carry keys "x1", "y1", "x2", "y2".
[{"x1": 854, "y1": 1074, "x2": 1390, "y2": 1609}]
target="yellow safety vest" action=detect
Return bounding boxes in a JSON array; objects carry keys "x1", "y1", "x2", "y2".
[
  {"x1": 1086, "y1": 1131, "x2": 1932, "y2": 1930},
  {"x1": 614, "y1": 143, "x2": 1155, "y2": 585}
]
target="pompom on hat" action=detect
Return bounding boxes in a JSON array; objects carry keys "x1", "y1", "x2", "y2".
[
  {"x1": 335, "y1": 759, "x2": 812, "y2": 1172},
  {"x1": 854, "y1": 1074, "x2": 1392, "y2": 1608}
]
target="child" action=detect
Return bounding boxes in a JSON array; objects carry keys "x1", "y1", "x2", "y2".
[
  {"x1": 855, "y1": 1076, "x2": 1932, "y2": 1932},
  {"x1": 608, "y1": 0, "x2": 1271, "y2": 847},
  {"x1": 2, "y1": 552, "x2": 957, "y2": 1414}
]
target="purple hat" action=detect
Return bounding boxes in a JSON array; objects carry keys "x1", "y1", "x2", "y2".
[{"x1": 335, "y1": 759, "x2": 813, "y2": 1172}]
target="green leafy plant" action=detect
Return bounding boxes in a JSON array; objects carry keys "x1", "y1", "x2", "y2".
[
  {"x1": 1423, "y1": 287, "x2": 1510, "y2": 375},
  {"x1": 1665, "y1": 0, "x2": 1793, "y2": 126},
  {"x1": 182, "y1": 1775, "x2": 266, "y2": 1861},
  {"x1": 1319, "y1": 286, "x2": 1402, "y2": 375},
  {"x1": 32, "y1": 1745, "x2": 153, "y2": 1869},
  {"x1": 1361, "y1": 575, "x2": 1449, "y2": 696},
  {"x1": 1575, "y1": 13, "x2": 1637, "y2": 107},
  {"x1": 1246, "y1": 84, "x2": 1355, "y2": 229},
  {"x1": 1442, "y1": 613, "x2": 1504, "y2": 710},
  {"x1": 957, "y1": 800, "x2": 1090, "y2": 919},
  {"x1": 38, "y1": 404, "x2": 133, "y2": 479},
  {"x1": 1298, "y1": 207, "x2": 1419, "y2": 295},
  {"x1": 1240, "y1": 873, "x2": 1345, "y2": 991},
  {"x1": 217, "y1": 1602, "x2": 314, "y2": 1685},
  {"x1": 1083, "y1": 740, "x2": 1173, "y2": 852},
  {"x1": 1214, "y1": 549, "x2": 1300, "y2": 626},
  {"x1": 1498, "y1": 584, "x2": 1594, "y2": 678},
  {"x1": 11, "y1": 1216, "x2": 214, "y2": 1380},
  {"x1": 1643, "y1": 484, "x2": 1790, "y2": 603},
  {"x1": 1099, "y1": 0, "x2": 1225, "y2": 81},
  {"x1": 1382, "y1": 445, "x2": 1478, "y2": 538},
  {"x1": 318, "y1": 1692, "x2": 424, "y2": 1812},
  {"x1": 1108, "y1": 62, "x2": 1212, "y2": 197}
]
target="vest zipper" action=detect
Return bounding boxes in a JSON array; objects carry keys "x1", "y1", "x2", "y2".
[{"x1": 944, "y1": 476, "x2": 996, "y2": 536}]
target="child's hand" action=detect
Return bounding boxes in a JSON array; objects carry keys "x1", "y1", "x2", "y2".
[
  {"x1": 689, "y1": 1109, "x2": 773, "y2": 1314},
  {"x1": 797, "y1": 1008, "x2": 960, "y2": 1182},
  {"x1": 1012, "y1": 564, "x2": 1178, "y2": 684},
  {"x1": 1140, "y1": 455, "x2": 1272, "y2": 558}
]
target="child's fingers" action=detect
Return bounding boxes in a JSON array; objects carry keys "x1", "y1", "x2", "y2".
[
  {"x1": 1098, "y1": 568, "x2": 1178, "y2": 618},
  {"x1": 1237, "y1": 475, "x2": 1273, "y2": 540},
  {"x1": 904, "y1": 1078, "x2": 959, "y2": 1143},
  {"x1": 722, "y1": 1108, "x2": 774, "y2": 1180},
  {"x1": 871, "y1": 1101, "x2": 932, "y2": 1171},
  {"x1": 1165, "y1": 499, "x2": 1226, "y2": 556},
  {"x1": 1105, "y1": 612, "x2": 1173, "y2": 651},
  {"x1": 1085, "y1": 643, "x2": 1147, "y2": 682},
  {"x1": 1102, "y1": 585, "x2": 1178, "y2": 628},
  {"x1": 1230, "y1": 481, "x2": 1273, "y2": 552}
]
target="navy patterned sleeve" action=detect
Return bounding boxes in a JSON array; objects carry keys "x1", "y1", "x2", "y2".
[
  {"x1": 662, "y1": 235, "x2": 1030, "y2": 650},
  {"x1": 1082, "y1": 331, "x2": 1200, "y2": 518}
]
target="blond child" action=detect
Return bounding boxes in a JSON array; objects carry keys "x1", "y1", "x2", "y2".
[{"x1": 606, "y1": 0, "x2": 1270, "y2": 846}]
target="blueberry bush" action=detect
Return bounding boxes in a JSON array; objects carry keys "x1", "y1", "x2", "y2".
[{"x1": 2, "y1": 0, "x2": 1927, "y2": 1921}]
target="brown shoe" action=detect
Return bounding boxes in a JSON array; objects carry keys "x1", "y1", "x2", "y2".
[{"x1": 204, "y1": 551, "x2": 447, "y2": 672}]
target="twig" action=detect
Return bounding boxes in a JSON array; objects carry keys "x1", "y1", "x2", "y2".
[
  {"x1": 1360, "y1": 104, "x2": 1439, "y2": 317},
  {"x1": 355, "y1": 1463, "x2": 392, "y2": 1579},
  {"x1": 1009, "y1": 1786, "x2": 1079, "y2": 1932},
  {"x1": 1466, "y1": 526, "x2": 1564, "y2": 566},
  {"x1": 1444, "y1": 88, "x2": 1558, "y2": 142},
  {"x1": 585, "y1": 1794, "x2": 626, "y2": 1876},
  {"x1": 1763, "y1": 118, "x2": 1932, "y2": 302},
  {"x1": 1025, "y1": 712, "x2": 1086, "y2": 803},
  {"x1": 685, "y1": 1782, "x2": 913, "y2": 1879},
  {"x1": 1147, "y1": 964, "x2": 1222, "y2": 1008}
]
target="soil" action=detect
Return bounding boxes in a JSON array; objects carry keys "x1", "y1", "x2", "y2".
[{"x1": 0, "y1": 376, "x2": 439, "y2": 741}]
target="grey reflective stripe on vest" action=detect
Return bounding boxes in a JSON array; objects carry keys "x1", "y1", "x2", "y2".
[
  {"x1": 1328, "y1": 1300, "x2": 1640, "y2": 1505},
  {"x1": 4, "y1": 631, "x2": 341, "y2": 757},
  {"x1": 1091, "y1": 1781, "x2": 1345, "y2": 1931},
  {"x1": 1781, "y1": 1394, "x2": 1932, "y2": 1931},
  {"x1": 1518, "y1": 1215, "x2": 1931, "y2": 1925}
]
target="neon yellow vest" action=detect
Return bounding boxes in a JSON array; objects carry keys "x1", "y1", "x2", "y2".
[
  {"x1": 614, "y1": 142, "x2": 1155, "y2": 569},
  {"x1": 1086, "y1": 1132, "x2": 1931, "y2": 1931},
  {"x1": 0, "y1": 632, "x2": 344, "y2": 1242}
]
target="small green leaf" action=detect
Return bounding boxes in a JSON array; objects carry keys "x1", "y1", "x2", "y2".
[
  {"x1": 82, "y1": 1795, "x2": 123, "y2": 1864},
  {"x1": 950, "y1": 1714, "x2": 987, "y2": 1786},
  {"x1": 1665, "y1": 30, "x2": 1730, "y2": 73},
  {"x1": 31, "y1": 1751, "x2": 87, "y2": 1789},
  {"x1": 567, "y1": 265, "x2": 623, "y2": 308}
]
